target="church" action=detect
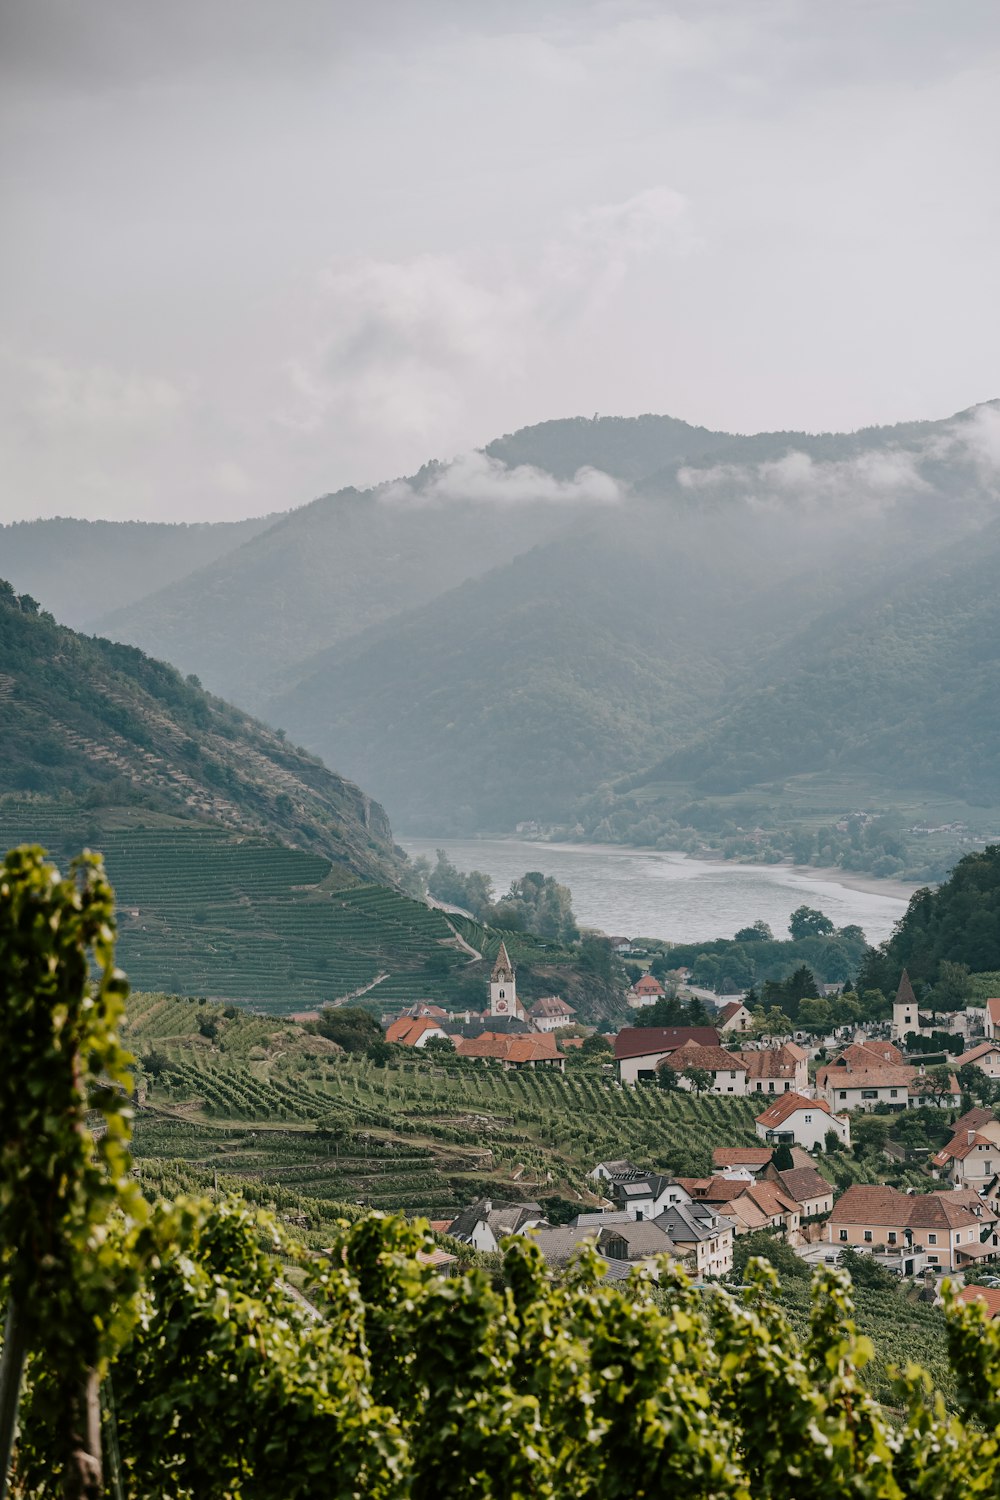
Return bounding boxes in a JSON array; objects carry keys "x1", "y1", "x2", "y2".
[{"x1": 485, "y1": 940, "x2": 576, "y2": 1032}]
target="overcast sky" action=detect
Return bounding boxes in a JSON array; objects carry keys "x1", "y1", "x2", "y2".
[{"x1": 1, "y1": 0, "x2": 998, "y2": 522}]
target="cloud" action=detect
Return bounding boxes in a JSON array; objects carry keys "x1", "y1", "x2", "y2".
[
  {"x1": 279, "y1": 186, "x2": 693, "y2": 471},
  {"x1": 678, "y1": 445, "x2": 932, "y2": 517},
  {"x1": 379, "y1": 449, "x2": 623, "y2": 507}
]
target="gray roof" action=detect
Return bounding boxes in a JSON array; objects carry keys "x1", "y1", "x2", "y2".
[
  {"x1": 655, "y1": 1202, "x2": 732, "y2": 1245},
  {"x1": 598, "y1": 1220, "x2": 678, "y2": 1258},
  {"x1": 449, "y1": 1197, "x2": 544, "y2": 1243},
  {"x1": 572, "y1": 1210, "x2": 634, "y2": 1227},
  {"x1": 526, "y1": 1226, "x2": 602, "y2": 1264}
]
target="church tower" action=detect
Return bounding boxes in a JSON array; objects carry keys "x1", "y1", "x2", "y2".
[
  {"x1": 891, "y1": 969, "x2": 920, "y2": 1042},
  {"x1": 489, "y1": 940, "x2": 523, "y2": 1020}
]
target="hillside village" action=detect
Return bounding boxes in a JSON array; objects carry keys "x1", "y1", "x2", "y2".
[{"x1": 388, "y1": 954, "x2": 1000, "y2": 1310}]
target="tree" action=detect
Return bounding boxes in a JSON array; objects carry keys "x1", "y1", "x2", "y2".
[
  {"x1": 685, "y1": 996, "x2": 711, "y2": 1026},
  {"x1": 579, "y1": 1032, "x2": 613, "y2": 1057},
  {"x1": 770, "y1": 1144, "x2": 795, "y2": 1172},
  {"x1": 682, "y1": 1067, "x2": 714, "y2": 1095},
  {"x1": 797, "y1": 997, "x2": 832, "y2": 1034},
  {"x1": 0, "y1": 846, "x2": 147, "y2": 1497},
  {"x1": 309, "y1": 1006, "x2": 383, "y2": 1053},
  {"x1": 734, "y1": 920, "x2": 773, "y2": 943},
  {"x1": 919, "y1": 1064, "x2": 957, "y2": 1105},
  {"x1": 656, "y1": 1058, "x2": 680, "y2": 1090},
  {"x1": 789, "y1": 905, "x2": 835, "y2": 940},
  {"x1": 487, "y1": 870, "x2": 579, "y2": 945},
  {"x1": 930, "y1": 961, "x2": 972, "y2": 1013}
]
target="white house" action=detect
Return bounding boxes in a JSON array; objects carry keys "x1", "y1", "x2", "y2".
[
  {"x1": 956, "y1": 1040, "x2": 1000, "y2": 1081},
  {"x1": 385, "y1": 1015, "x2": 451, "y2": 1048},
  {"x1": 755, "y1": 1091, "x2": 851, "y2": 1151},
  {"x1": 740, "y1": 1042, "x2": 809, "y2": 1095},
  {"x1": 657, "y1": 1041, "x2": 749, "y2": 1095},
  {"x1": 609, "y1": 1173, "x2": 693, "y2": 1221},
  {"x1": 527, "y1": 996, "x2": 577, "y2": 1033},
  {"x1": 933, "y1": 1111, "x2": 1000, "y2": 1190},
  {"x1": 613, "y1": 1026, "x2": 722, "y2": 1085},
  {"x1": 448, "y1": 1198, "x2": 546, "y2": 1252},
  {"x1": 986, "y1": 998, "x2": 1000, "y2": 1040},
  {"x1": 717, "y1": 1000, "x2": 753, "y2": 1034}
]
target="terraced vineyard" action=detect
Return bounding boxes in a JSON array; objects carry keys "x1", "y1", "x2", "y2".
[
  {"x1": 0, "y1": 805, "x2": 477, "y2": 1013},
  {"x1": 124, "y1": 994, "x2": 762, "y2": 1219}
]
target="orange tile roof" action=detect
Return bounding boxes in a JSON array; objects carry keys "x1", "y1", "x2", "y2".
[
  {"x1": 958, "y1": 1285, "x2": 1000, "y2": 1319},
  {"x1": 454, "y1": 1031, "x2": 563, "y2": 1064},
  {"x1": 717, "y1": 1002, "x2": 747, "y2": 1024},
  {"x1": 830, "y1": 1184, "x2": 982, "y2": 1232},
  {"x1": 988, "y1": 998, "x2": 1000, "y2": 1028},
  {"x1": 660, "y1": 1042, "x2": 749, "y2": 1074},
  {"x1": 740, "y1": 1045, "x2": 805, "y2": 1080},
  {"x1": 711, "y1": 1147, "x2": 774, "y2": 1167},
  {"x1": 957, "y1": 1041, "x2": 1000, "y2": 1066},
  {"x1": 755, "y1": 1091, "x2": 833, "y2": 1128},
  {"x1": 386, "y1": 1015, "x2": 448, "y2": 1046}
]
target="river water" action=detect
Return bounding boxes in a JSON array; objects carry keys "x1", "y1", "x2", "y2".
[{"x1": 403, "y1": 839, "x2": 916, "y2": 946}]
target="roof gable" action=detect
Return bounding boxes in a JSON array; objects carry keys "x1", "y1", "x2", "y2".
[{"x1": 755, "y1": 1091, "x2": 832, "y2": 1127}]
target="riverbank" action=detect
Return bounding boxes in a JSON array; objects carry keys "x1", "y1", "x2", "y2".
[{"x1": 404, "y1": 837, "x2": 912, "y2": 946}]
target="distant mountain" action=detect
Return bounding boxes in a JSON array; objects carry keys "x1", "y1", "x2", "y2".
[
  {"x1": 0, "y1": 579, "x2": 399, "y2": 884},
  {"x1": 0, "y1": 515, "x2": 275, "y2": 631},
  {"x1": 38, "y1": 400, "x2": 1000, "y2": 840}
]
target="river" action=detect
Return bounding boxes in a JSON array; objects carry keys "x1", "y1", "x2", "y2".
[{"x1": 402, "y1": 839, "x2": 918, "y2": 946}]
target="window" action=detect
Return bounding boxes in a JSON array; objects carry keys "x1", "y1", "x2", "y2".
[
  {"x1": 768, "y1": 1082, "x2": 775, "y2": 1093},
  {"x1": 928, "y1": 1255, "x2": 938, "y2": 1264},
  {"x1": 805, "y1": 1115, "x2": 812, "y2": 1123},
  {"x1": 839, "y1": 1230, "x2": 848, "y2": 1242},
  {"x1": 890, "y1": 1089, "x2": 898, "y2": 1098},
  {"x1": 864, "y1": 1231, "x2": 873, "y2": 1243},
  {"x1": 839, "y1": 1091, "x2": 847, "y2": 1100},
  {"x1": 861, "y1": 1089, "x2": 878, "y2": 1099},
  {"x1": 730, "y1": 1071, "x2": 736, "y2": 1079},
  {"x1": 499, "y1": 989, "x2": 505, "y2": 998},
  {"x1": 888, "y1": 1232, "x2": 897, "y2": 1245},
  {"x1": 928, "y1": 1233, "x2": 937, "y2": 1245}
]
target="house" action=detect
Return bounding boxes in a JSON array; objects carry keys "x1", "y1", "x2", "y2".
[
  {"x1": 816, "y1": 1044, "x2": 960, "y2": 1113},
  {"x1": 986, "y1": 998, "x2": 1000, "y2": 1041},
  {"x1": 587, "y1": 1159, "x2": 643, "y2": 1184},
  {"x1": 683, "y1": 1176, "x2": 800, "y2": 1239},
  {"x1": 956, "y1": 1040, "x2": 1000, "y2": 1081},
  {"x1": 416, "y1": 1247, "x2": 459, "y2": 1276},
  {"x1": 740, "y1": 1042, "x2": 809, "y2": 1095},
  {"x1": 454, "y1": 1031, "x2": 566, "y2": 1071},
  {"x1": 608, "y1": 1172, "x2": 693, "y2": 1221},
  {"x1": 957, "y1": 1285, "x2": 1000, "y2": 1320},
  {"x1": 400, "y1": 1002, "x2": 450, "y2": 1020},
  {"x1": 711, "y1": 1147, "x2": 774, "y2": 1176},
  {"x1": 827, "y1": 1184, "x2": 995, "y2": 1273},
  {"x1": 448, "y1": 1198, "x2": 546, "y2": 1252},
  {"x1": 717, "y1": 1000, "x2": 753, "y2": 1034},
  {"x1": 527, "y1": 996, "x2": 577, "y2": 1033},
  {"x1": 762, "y1": 1162, "x2": 835, "y2": 1220},
  {"x1": 932, "y1": 1111, "x2": 1000, "y2": 1190},
  {"x1": 657, "y1": 1041, "x2": 749, "y2": 1095},
  {"x1": 613, "y1": 1026, "x2": 721, "y2": 1085},
  {"x1": 385, "y1": 1015, "x2": 452, "y2": 1048},
  {"x1": 627, "y1": 974, "x2": 665, "y2": 1008},
  {"x1": 528, "y1": 1219, "x2": 681, "y2": 1275},
  {"x1": 755, "y1": 1091, "x2": 851, "y2": 1151},
  {"x1": 609, "y1": 937, "x2": 635, "y2": 955},
  {"x1": 654, "y1": 1200, "x2": 734, "y2": 1276}
]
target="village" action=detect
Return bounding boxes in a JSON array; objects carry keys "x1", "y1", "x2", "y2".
[{"x1": 384, "y1": 946, "x2": 1000, "y2": 1318}]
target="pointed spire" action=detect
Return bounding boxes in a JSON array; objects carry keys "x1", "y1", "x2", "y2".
[
  {"x1": 491, "y1": 940, "x2": 514, "y2": 979},
  {"x1": 895, "y1": 970, "x2": 917, "y2": 1007}
]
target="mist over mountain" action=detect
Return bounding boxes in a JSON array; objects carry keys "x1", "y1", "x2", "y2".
[
  {"x1": 0, "y1": 515, "x2": 275, "y2": 631},
  {"x1": 45, "y1": 401, "x2": 1000, "y2": 846}
]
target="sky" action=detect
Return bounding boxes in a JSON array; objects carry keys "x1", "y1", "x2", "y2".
[{"x1": 1, "y1": 0, "x2": 999, "y2": 523}]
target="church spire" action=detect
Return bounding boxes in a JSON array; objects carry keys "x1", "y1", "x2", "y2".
[
  {"x1": 895, "y1": 970, "x2": 917, "y2": 1007},
  {"x1": 491, "y1": 940, "x2": 514, "y2": 981}
]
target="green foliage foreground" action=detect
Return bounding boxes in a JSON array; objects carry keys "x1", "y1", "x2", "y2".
[{"x1": 6, "y1": 845, "x2": 1000, "y2": 1497}]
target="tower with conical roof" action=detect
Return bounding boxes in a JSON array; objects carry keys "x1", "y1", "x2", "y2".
[
  {"x1": 489, "y1": 939, "x2": 523, "y2": 1019},
  {"x1": 891, "y1": 970, "x2": 921, "y2": 1042}
]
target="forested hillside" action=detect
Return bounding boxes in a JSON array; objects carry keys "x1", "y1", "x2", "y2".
[
  {"x1": 0, "y1": 580, "x2": 398, "y2": 882},
  {"x1": 35, "y1": 401, "x2": 1000, "y2": 848}
]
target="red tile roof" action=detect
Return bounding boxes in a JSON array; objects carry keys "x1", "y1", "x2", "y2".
[
  {"x1": 712, "y1": 1147, "x2": 774, "y2": 1167},
  {"x1": 987, "y1": 998, "x2": 1000, "y2": 1029},
  {"x1": 958, "y1": 1285, "x2": 1000, "y2": 1319},
  {"x1": 957, "y1": 1041, "x2": 1000, "y2": 1066},
  {"x1": 528, "y1": 996, "x2": 576, "y2": 1018},
  {"x1": 755, "y1": 1091, "x2": 833, "y2": 1128},
  {"x1": 631, "y1": 974, "x2": 664, "y2": 996},
  {"x1": 659, "y1": 1041, "x2": 749, "y2": 1074},
  {"x1": 830, "y1": 1184, "x2": 982, "y2": 1232},
  {"x1": 386, "y1": 1015, "x2": 449, "y2": 1046},
  {"x1": 614, "y1": 1026, "x2": 721, "y2": 1061},
  {"x1": 455, "y1": 1031, "x2": 563, "y2": 1064},
  {"x1": 741, "y1": 1045, "x2": 806, "y2": 1080},
  {"x1": 717, "y1": 1001, "x2": 747, "y2": 1025}
]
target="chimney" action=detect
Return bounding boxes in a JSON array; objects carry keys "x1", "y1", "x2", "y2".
[{"x1": 969, "y1": 1132, "x2": 976, "y2": 1146}]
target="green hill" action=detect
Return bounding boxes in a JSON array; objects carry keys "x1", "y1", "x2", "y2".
[{"x1": 0, "y1": 578, "x2": 397, "y2": 881}]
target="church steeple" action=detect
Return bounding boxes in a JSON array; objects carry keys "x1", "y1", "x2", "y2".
[
  {"x1": 489, "y1": 939, "x2": 521, "y2": 1019},
  {"x1": 891, "y1": 969, "x2": 920, "y2": 1042}
]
